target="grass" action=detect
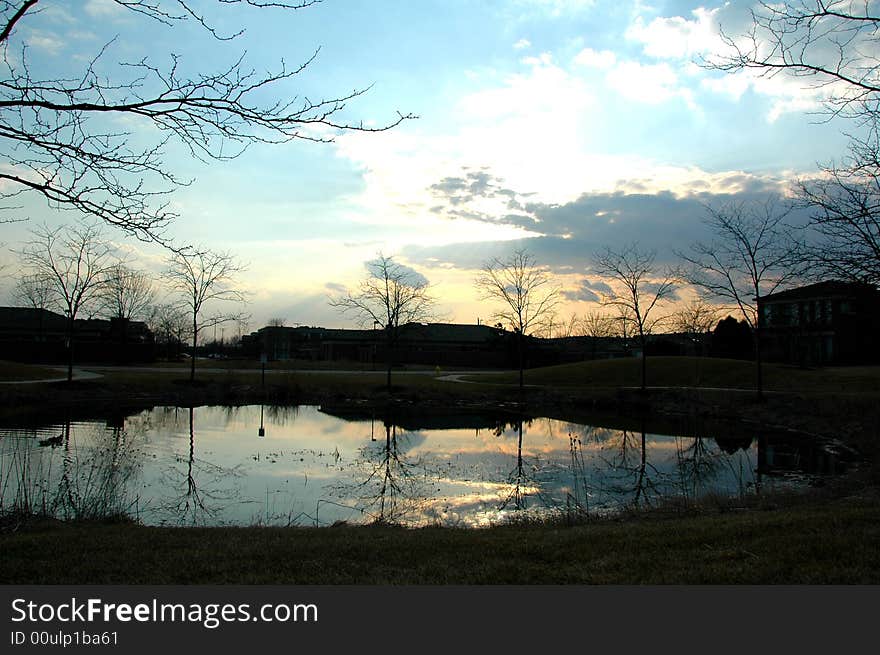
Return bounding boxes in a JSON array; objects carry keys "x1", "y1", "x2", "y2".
[
  {"x1": 2, "y1": 492, "x2": 878, "y2": 584},
  {"x1": 469, "y1": 356, "x2": 880, "y2": 393},
  {"x1": 0, "y1": 360, "x2": 64, "y2": 382}
]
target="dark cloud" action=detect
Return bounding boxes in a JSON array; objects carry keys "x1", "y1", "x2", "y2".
[
  {"x1": 324, "y1": 282, "x2": 347, "y2": 294},
  {"x1": 407, "y1": 173, "x2": 812, "y2": 274},
  {"x1": 562, "y1": 278, "x2": 614, "y2": 302},
  {"x1": 429, "y1": 168, "x2": 532, "y2": 222}
]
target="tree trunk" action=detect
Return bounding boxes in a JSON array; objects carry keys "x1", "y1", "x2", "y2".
[
  {"x1": 517, "y1": 331, "x2": 525, "y2": 389},
  {"x1": 190, "y1": 317, "x2": 197, "y2": 383},
  {"x1": 66, "y1": 314, "x2": 74, "y2": 382},
  {"x1": 639, "y1": 330, "x2": 647, "y2": 392},
  {"x1": 385, "y1": 330, "x2": 393, "y2": 391}
]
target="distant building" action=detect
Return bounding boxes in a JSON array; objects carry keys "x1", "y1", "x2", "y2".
[
  {"x1": 757, "y1": 281, "x2": 880, "y2": 365},
  {"x1": 0, "y1": 307, "x2": 155, "y2": 364},
  {"x1": 242, "y1": 322, "x2": 514, "y2": 368}
]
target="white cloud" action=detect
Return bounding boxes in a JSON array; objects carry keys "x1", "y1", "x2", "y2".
[
  {"x1": 24, "y1": 31, "x2": 64, "y2": 55},
  {"x1": 513, "y1": 38, "x2": 532, "y2": 50},
  {"x1": 573, "y1": 47, "x2": 617, "y2": 69},
  {"x1": 84, "y1": 0, "x2": 126, "y2": 17},
  {"x1": 606, "y1": 60, "x2": 681, "y2": 104},
  {"x1": 626, "y1": 7, "x2": 722, "y2": 60}
]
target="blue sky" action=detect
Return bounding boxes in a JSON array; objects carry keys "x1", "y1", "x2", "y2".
[{"x1": 0, "y1": 0, "x2": 860, "y2": 330}]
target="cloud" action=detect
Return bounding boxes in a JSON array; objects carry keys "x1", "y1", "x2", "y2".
[
  {"x1": 573, "y1": 47, "x2": 617, "y2": 69},
  {"x1": 562, "y1": 278, "x2": 613, "y2": 302},
  {"x1": 404, "y1": 176, "x2": 807, "y2": 276},
  {"x1": 23, "y1": 31, "x2": 64, "y2": 55},
  {"x1": 622, "y1": 3, "x2": 857, "y2": 121},
  {"x1": 365, "y1": 257, "x2": 429, "y2": 287},
  {"x1": 626, "y1": 8, "x2": 722, "y2": 60},
  {"x1": 324, "y1": 282, "x2": 348, "y2": 294},
  {"x1": 84, "y1": 0, "x2": 127, "y2": 18},
  {"x1": 513, "y1": 38, "x2": 532, "y2": 50}
]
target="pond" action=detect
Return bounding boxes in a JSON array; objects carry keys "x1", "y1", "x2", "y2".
[{"x1": 0, "y1": 404, "x2": 855, "y2": 527}]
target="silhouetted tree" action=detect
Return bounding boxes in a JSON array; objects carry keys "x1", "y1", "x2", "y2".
[
  {"x1": 579, "y1": 310, "x2": 616, "y2": 359},
  {"x1": 711, "y1": 316, "x2": 754, "y2": 360},
  {"x1": 475, "y1": 249, "x2": 560, "y2": 388},
  {"x1": 672, "y1": 299, "x2": 720, "y2": 356},
  {"x1": 147, "y1": 303, "x2": 191, "y2": 360},
  {"x1": 679, "y1": 200, "x2": 804, "y2": 399},
  {"x1": 100, "y1": 263, "x2": 156, "y2": 321},
  {"x1": 704, "y1": 1, "x2": 880, "y2": 123},
  {"x1": 797, "y1": 137, "x2": 880, "y2": 284},
  {"x1": 12, "y1": 271, "x2": 53, "y2": 309},
  {"x1": 16, "y1": 221, "x2": 113, "y2": 380},
  {"x1": 593, "y1": 243, "x2": 677, "y2": 391},
  {"x1": 330, "y1": 254, "x2": 435, "y2": 390},
  {"x1": 705, "y1": 2, "x2": 880, "y2": 284},
  {"x1": 0, "y1": 1, "x2": 413, "y2": 240},
  {"x1": 163, "y1": 248, "x2": 248, "y2": 382}
]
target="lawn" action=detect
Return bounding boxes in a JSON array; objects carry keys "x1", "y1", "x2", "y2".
[{"x1": 2, "y1": 493, "x2": 878, "y2": 584}]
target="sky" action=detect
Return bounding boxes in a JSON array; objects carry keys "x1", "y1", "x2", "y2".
[{"x1": 0, "y1": 0, "x2": 863, "y2": 332}]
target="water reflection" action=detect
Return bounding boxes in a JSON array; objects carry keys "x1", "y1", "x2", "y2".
[{"x1": 0, "y1": 405, "x2": 857, "y2": 528}]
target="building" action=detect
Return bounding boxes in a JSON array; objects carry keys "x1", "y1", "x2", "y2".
[
  {"x1": 242, "y1": 322, "x2": 514, "y2": 368},
  {"x1": 757, "y1": 281, "x2": 880, "y2": 365},
  {"x1": 0, "y1": 306, "x2": 155, "y2": 364}
]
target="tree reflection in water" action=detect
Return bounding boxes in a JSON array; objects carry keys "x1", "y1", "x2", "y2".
[
  {"x1": 333, "y1": 417, "x2": 432, "y2": 526},
  {"x1": 500, "y1": 420, "x2": 530, "y2": 512},
  {"x1": 155, "y1": 406, "x2": 242, "y2": 525}
]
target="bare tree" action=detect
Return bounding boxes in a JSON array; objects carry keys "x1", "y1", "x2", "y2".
[
  {"x1": 704, "y1": 1, "x2": 880, "y2": 122},
  {"x1": 678, "y1": 200, "x2": 805, "y2": 398},
  {"x1": 267, "y1": 317, "x2": 287, "y2": 327},
  {"x1": 671, "y1": 299, "x2": 721, "y2": 356},
  {"x1": 163, "y1": 248, "x2": 248, "y2": 381},
  {"x1": 579, "y1": 310, "x2": 616, "y2": 360},
  {"x1": 592, "y1": 243, "x2": 677, "y2": 391},
  {"x1": 475, "y1": 248, "x2": 560, "y2": 388},
  {"x1": 797, "y1": 135, "x2": 880, "y2": 284},
  {"x1": 330, "y1": 254, "x2": 435, "y2": 390},
  {"x1": 12, "y1": 270, "x2": 53, "y2": 309},
  {"x1": 16, "y1": 220, "x2": 113, "y2": 380},
  {"x1": 100, "y1": 263, "x2": 156, "y2": 321},
  {"x1": 706, "y1": 2, "x2": 880, "y2": 284},
  {"x1": 0, "y1": 1, "x2": 413, "y2": 240},
  {"x1": 147, "y1": 302, "x2": 191, "y2": 361}
]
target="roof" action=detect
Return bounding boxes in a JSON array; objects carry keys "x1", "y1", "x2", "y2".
[
  {"x1": 398, "y1": 323, "x2": 502, "y2": 343},
  {"x1": 758, "y1": 280, "x2": 879, "y2": 303},
  {"x1": 255, "y1": 322, "x2": 504, "y2": 344},
  {"x1": 0, "y1": 306, "x2": 68, "y2": 331}
]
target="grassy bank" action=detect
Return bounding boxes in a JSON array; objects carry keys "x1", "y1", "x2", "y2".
[{"x1": 2, "y1": 491, "x2": 878, "y2": 584}]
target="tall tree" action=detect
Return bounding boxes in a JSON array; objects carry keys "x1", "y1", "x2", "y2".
[
  {"x1": 592, "y1": 243, "x2": 677, "y2": 392},
  {"x1": 16, "y1": 220, "x2": 113, "y2": 380},
  {"x1": 475, "y1": 248, "x2": 560, "y2": 388},
  {"x1": 678, "y1": 200, "x2": 805, "y2": 398},
  {"x1": 330, "y1": 254, "x2": 435, "y2": 390},
  {"x1": 0, "y1": 1, "x2": 412, "y2": 239},
  {"x1": 163, "y1": 248, "x2": 247, "y2": 382}
]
